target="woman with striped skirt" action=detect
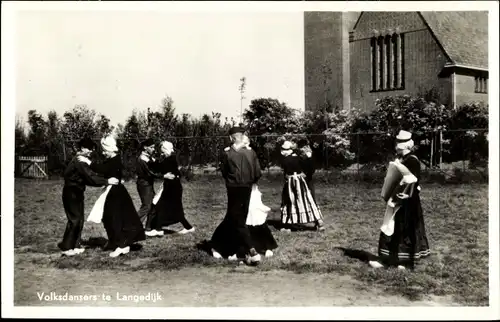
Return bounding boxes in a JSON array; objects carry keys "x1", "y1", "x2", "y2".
[{"x1": 279, "y1": 141, "x2": 325, "y2": 231}]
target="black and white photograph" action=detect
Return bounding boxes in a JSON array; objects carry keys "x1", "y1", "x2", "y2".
[{"x1": 1, "y1": 1, "x2": 499, "y2": 320}]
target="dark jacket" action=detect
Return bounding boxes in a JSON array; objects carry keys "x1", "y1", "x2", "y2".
[
  {"x1": 220, "y1": 145, "x2": 262, "y2": 187},
  {"x1": 63, "y1": 156, "x2": 108, "y2": 191},
  {"x1": 136, "y1": 154, "x2": 161, "y2": 185}
]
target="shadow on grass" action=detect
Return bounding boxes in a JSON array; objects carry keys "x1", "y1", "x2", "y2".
[
  {"x1": 196, "y1": 240, "x2": 213, "y2": 256},
  {"x1": 161, "y1": 228, "x2": 179, "y2": 235},
  {"x1": 266, "y1": 219, "x2": 317, "y2": 232},
  {"x1": 335, "y1": 247, "x2": 379, "y2": 263},
  {"x1": 81, "y1": 237, "x2": 143, "y2": 252}
]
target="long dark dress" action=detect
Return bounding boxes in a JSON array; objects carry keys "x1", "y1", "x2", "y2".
[
  {"x1": 90, "y1": 155, "x2": 146, "y2": 249},
  {"x1": 153, "y1": 155, "x2": 193, "y2": 229},
  {"x1": 377, "y1": 153, "x2": 430, "y2": 268},
  {"x1": 280, "y1": 154, "x2": 323, "y2": 225}
]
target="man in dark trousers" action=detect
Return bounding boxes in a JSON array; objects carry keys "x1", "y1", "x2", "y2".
[
  {"x1": 58, "y1": 137, "x2": 119, "y2": 256},
  {"x1": 220, "y1": 127, "x2": 262, "y2": 264},
  {"x1": 135, "y1": 138, "x2": 162, "y2": 236}
]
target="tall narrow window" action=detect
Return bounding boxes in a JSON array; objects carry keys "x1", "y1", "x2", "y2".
[
  {"x1": 475, "y1": 76, "x2": 488, "y2": 94},
  {"x1": 378, "y1": 36, "x2": 384, "y2": 90},
  {"x1": 371, "y1": 33, "x2": 405, "y2": 92},
  {"x1": 392, "y1": 34, "x2": 398, "y2": 88},
  {"x1": 371, "y1": 37, "x2": 377, "y2": 91},
  {"x1": 385, "y1": 35, "x2": 392, "y2": 89},
  {"x1": 399, "y1": 33, "x2": 405, "y2": 89}
]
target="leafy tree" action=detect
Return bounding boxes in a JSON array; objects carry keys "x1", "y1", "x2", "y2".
[
  {"x1": 446, "y1": 102, "x2": 488, "y2": 166},
  {"x1": 45, "y1": 110, "x2": 65, "y2": 175},
  {"x1": 26, "y1": 109, "x2": 48, "y2": 155},
  {"x1": 350, "y1": 95, "x2": 454, "y2": 167},
  {"x1": 15, "y1": 117, "x2": 27, "y2": 155},
  {"x1": 243, "y1": 98, "x2": 302, "y2": 168}
]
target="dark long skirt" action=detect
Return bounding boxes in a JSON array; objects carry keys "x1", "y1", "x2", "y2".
[
  {"x1": 377, "y1": 192, "x2": 430, "y2": 268},
  {"x1": 208, "y1": 186, "x2": 254, "y2": 258},
  {"x1": 247, "y1": 224, "x2": 278, "y2": 254},
  {"x1": 209, "y1": 220, "x2": 240, "y2": 258},
  {"x1": 154, "y1": 179, "x2": 192, "y2": 228},
  {"x1": 102, "y1": 184, "x2": 146, "y2": 249}
]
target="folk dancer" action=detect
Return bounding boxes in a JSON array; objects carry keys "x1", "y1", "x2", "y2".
[
  {"x1": 207, "y1": 127, "x2": 263, "y2": 265},
  {"x1": 227, "y1": 134, "x2": 277, "y2": 261},
  {"x1": 136, "y1": 138, "x2": 163, "y2": 236},
  {"x1": 150, "y1": 141, "x2": 195, "y2": 235},
  {"x1": 369, "y1": 130, "x2": 431, "y2": 270},
  {"x1": 280, "y1": 140, "x2": 325, "y2": 231},
  {"x1": 58, "y1": 137, "x2": 119, "y2": 257},
  {"x1": 79, "y1": 136, "x2": 146, "y2": 257}
]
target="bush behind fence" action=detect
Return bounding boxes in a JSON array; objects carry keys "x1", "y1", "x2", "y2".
[{"x1": 15, "y1": 128, "x2": 488, "y2": 184}]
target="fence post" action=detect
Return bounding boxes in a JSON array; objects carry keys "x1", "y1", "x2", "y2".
[
  {"x1": 439, "y1": 130, "x2": 443, "y2": 169},
  {"x1": 430, "y1": 132, "x2": 434, "y2": 169},
  {"x1": 356, "y1": 133, "x2": 360, "y2": 185},
  {"x1": 62, "y1": 138, "x2": 67, "y2": 162},
  {"x1": 462, "y1": 134, "x2": 466, "y2": 172}
]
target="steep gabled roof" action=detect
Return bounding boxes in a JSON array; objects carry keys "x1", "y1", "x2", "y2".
[{"x1": 419, "y1": 11, "x2": 488, "y2": 69}]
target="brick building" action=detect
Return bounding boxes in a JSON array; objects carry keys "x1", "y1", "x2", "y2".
[{"x1": 304, "y1": 11, "x2": 489, "y2": 112}]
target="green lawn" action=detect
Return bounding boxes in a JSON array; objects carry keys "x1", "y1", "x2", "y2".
[{"x1": 13, "y1": 177, "x2": 489, "y2": 306}]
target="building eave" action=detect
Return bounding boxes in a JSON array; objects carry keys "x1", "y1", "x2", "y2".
[{"x1": 442, "y1": 63, "x2": 489, "y2": 72}]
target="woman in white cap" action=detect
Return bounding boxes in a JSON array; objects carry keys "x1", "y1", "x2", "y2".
[
  {"x1": 78, "y1": 135, "x2": 146, "y2": 257},
  {"x1": 149, "y1": 141, "x2": 195, "y2": 235},
  {"x1": 369, "y1": 130, "x2": 430, "y2": 270},
  {"x1": 279, "y1": 140, "x2": 325, "y2": 231}
]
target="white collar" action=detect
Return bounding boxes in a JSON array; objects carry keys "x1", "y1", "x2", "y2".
[{"x1": 140, "y1": 153, "x2": 150, "y2": 162}]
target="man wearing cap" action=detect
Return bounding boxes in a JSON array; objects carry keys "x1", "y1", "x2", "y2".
[
  {"x1": 214, "y1": 126, "x2": 263, "y2": 264},
  {"x1": 58, "y1": 137, "x2": 119, "y2": 257},
  {"x1": 136, "y1": 138, "x2": 162, "y2": 233}
]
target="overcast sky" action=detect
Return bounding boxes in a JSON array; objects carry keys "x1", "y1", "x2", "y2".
[{"x1": 15, "y1": 10, "x2": 305, "y2": 127}]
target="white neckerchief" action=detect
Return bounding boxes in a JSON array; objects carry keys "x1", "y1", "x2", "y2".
[
  {"x1": 139, "y1": 152, "x2": 150, "y2": 162},
  {"x1": 232, "y1": 142, "x2": 246, "y2": 151}
]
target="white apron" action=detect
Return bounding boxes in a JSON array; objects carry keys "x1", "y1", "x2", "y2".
[
  {"x1": 246, "y1": 185, "x2": 270, "y2": 226},
  {"x1": 152, "y1": 185, "x2": 164, "y2": 205},
  {"x1": 380, "y1": 173, "x2": 418, "y2": 237},
  {"x1": 87, "y1": 185, "x2": 112, "y2": 223}
]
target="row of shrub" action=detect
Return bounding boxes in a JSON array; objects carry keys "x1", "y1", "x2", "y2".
[{"x1": 15, "y1": 92, "x2": 488, "y2": 180}]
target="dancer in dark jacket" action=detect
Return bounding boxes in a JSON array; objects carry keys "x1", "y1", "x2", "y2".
[
  {"x1": 136, "y1": 138, "x2": 162, "y2": 233},
  {"x1": 206, "y1": 127, "x2": 263, "y2": 265},
  {"x1": 58, "y1": 137, "x2": 119, "y2": 256}
]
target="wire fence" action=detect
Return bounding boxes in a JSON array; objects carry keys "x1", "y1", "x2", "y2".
[{"x1": 15, "y1": 128, "x2": 488, "y2": 183}]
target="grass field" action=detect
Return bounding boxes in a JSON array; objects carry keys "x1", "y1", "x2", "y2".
[{"x1": 13, "y1": 176, "x2": 489, "y2": 306}]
